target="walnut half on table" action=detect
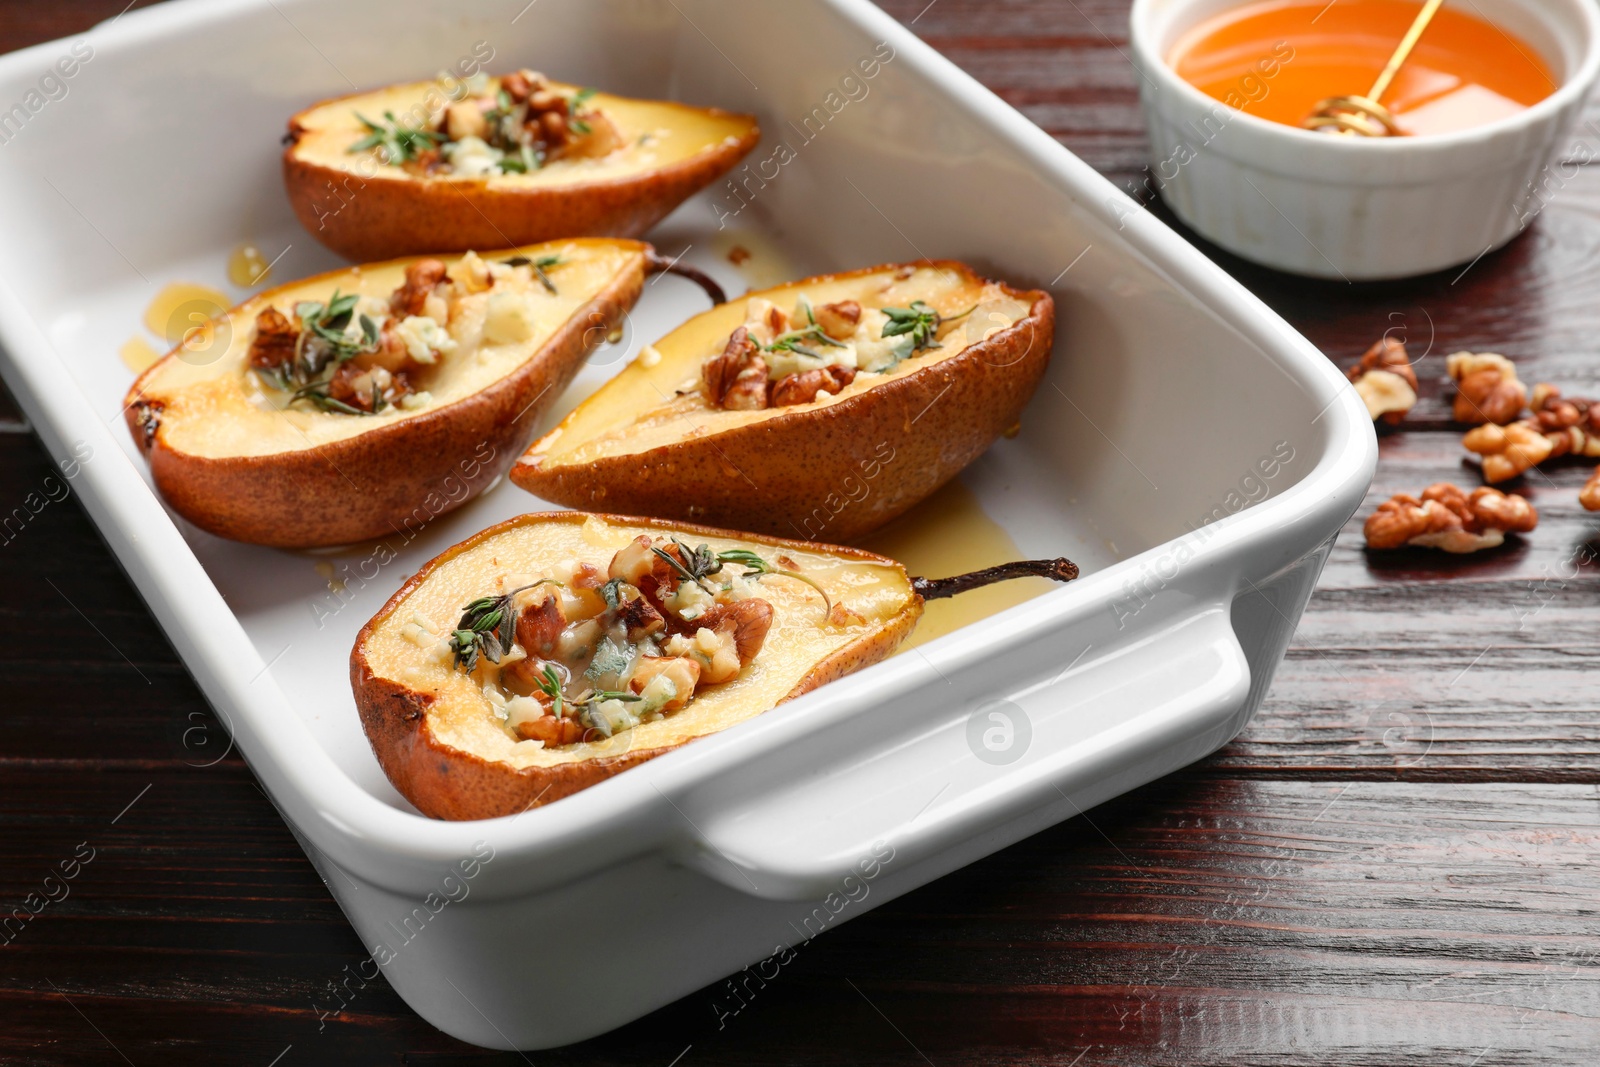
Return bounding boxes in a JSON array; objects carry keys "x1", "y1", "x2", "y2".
[
  {"x1": 1463, "y1": 383, "x2": 1600, "y2": 482},
  {"x1": 1364, "y1": 483, "x2": 1537, "y2": 553},
  {"x1": 1447, "y1": 351, "x2": 1527, "y2": 426},
  {"x1": 1347, "y1": 337, "x2": 1417, "y2": 424}
]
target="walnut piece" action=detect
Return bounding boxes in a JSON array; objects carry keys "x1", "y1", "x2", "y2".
[
  {"x1": 1463, "y1": 382, "x2": 1600, "y2": 481},
  {"x1": 1447, "y1": 351, "x2": 1526, "y2": 426},
  {"x1": 1583, "y1": 467, "x2": 1600, "y2": 512},
  {"x1": 703, "y1": 326, "x2": 764, "y2": 409},
  {"x1": 247, "y1": 307, "x2": 299, "y2": 371},
  {"x1": 1364, "y1": 482, "x2": 1537, "y2": 553},
  {"x1": 770, "y1": 364, "x2": 855, "y2": 406},
  {"x1": 1347, "y1": 337, "x2": 1417, "y2": 424}
]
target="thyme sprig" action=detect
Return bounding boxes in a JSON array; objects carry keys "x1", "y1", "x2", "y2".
[
  {"x1": 258, "y1": 291, "x2": 383, "y2": 414},
  {"x1": 496, "y1": 143, "x2": 543, "y2": 175},
  {"x1": 348, "y1": 110, "x2": 441, "y2": 165},
  {"x1": 530, "y1": 665, "x2": 640, "y2": 737},
  {"x1": 756, "y1": 297, "x2": 846, "y2": 361},
  {"x1": 530, "y1": 663, "x2": 568, "y2": 717},
  {"x1": 501, "y1": 254, "x2": 563, "y2": 294},
  {"x1": 717, "y1": 547, "x2": 833, "y2": 616},
  {"x1": 880, "y1": 301, "x2": 942, "y2": 352},
  {"x1": 574, "y1": 688, "x2": 641, "y2": 738},
  {"x1": 296, "y1": 291, "x2": 378, "y2": 363},
  {"x1": 878, "y1": 300, "x2": 980, "y2": 365},
  {"x1": 568, "y1": 87, "x2": 598, "y2": 135},
  {"x1": 651, "y1": 539, "x2": 722, "y2": 594},
  {"x1": 651, "y1": 539, "x2": 833, "y2": 615},
  {"x1": 448, "y1": 580, "x2": 562, "y2": 673}
]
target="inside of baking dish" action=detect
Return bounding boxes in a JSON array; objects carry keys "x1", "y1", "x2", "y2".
[{"x1": 0, "y1": 0, "x2": 1330, "y2": 813}]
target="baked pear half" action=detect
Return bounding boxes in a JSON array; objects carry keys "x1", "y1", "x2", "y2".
[
  {"x1": 511, "y1": 261, "x2": 1055, "y2": 542},
  {"x1": 285, "y1": 68, "x2": 760, "y2": 261},
  {"x1": 125, "y1": 240, "x2": 653, "y2": 548},
  {"x1": 351, "y1": 511, "x2": 1077, "y2": 820}
]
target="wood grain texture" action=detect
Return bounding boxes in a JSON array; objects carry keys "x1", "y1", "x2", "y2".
[{"x1": 3, "y1": 0, "x2": 1599, "y2": 1062}]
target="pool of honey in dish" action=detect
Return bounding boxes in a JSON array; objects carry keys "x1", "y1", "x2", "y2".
[{"x1": 1168, "y1": 0, "x2": 1557, "y2": 136}]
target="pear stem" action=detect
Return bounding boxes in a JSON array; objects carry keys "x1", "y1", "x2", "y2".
[
  {"x1": 646, "y1": 252, "x2": 727, "y2": 305},
  {"x1": 911, "y1": 558, "x2": 1079, "y2": 601}
]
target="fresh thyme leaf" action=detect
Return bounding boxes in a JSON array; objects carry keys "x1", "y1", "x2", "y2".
[
  {"x1": 295, "y1": 289, "x2": 378, "y2": 369},
  {"x1": 348, "y1": 110, "x2": 441, "y2": 165},
  {"x1": 532, "y1": 663, "x2": 566, "y2": 718},
  {"x1": 293, "y1": 388, "x2": 369, "y2": 417},
  {"x1": 566, "y1": 88, "x2": 599, "y2": 136},
  {"x1": 581, "y1": 689, "x2": 641, "y2": 706},
  {"x1": 880, "y1": 300, "x2": 943, "y2": 352},
  {"x1": 497, "y1": 254, "x2": 560, "y2": 293},
  {"x1": 714, "y1": 547, "x2": 834, "y2": 617},
  {"x1": 761, "y1": 322, "x2": 845, "y2": 356},
  {"x1": 531, "y1": 254, "x2": 561, "y2": 294},
  {"x1": 262, "y1": 289, "x2": 387, "y2": 414},
  {"x1": 652, "y1": 539, "x2": 727, "y2": 592},
  {"x1": 651, "y1": 542, "x2": 710, "y2": 588},
  {"x1": 496, "y1": 144, "x2": 542, "y2": 174},
  {"x1": 448, "y1": 580, "x2": 562, "y2": 673},
  {"x1": 715, "y1": 549, "x2": 771, "y2": 573}
]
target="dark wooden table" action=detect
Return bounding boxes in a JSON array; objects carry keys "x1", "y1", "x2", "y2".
[{"x1": 4, "y1": 2, "x2": 1598, "y2": 1064}]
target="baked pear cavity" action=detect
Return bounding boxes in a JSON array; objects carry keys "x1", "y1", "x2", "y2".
[
  {"x1": 510, "y1": 261, "x2": 1055, "y2": 542},
  {"x1": 284, "y1": 71, "x2": 760, "y2": 261},
  {"x1": 350, "y1": 511, "x2": 1076, "y2": 820},
  {"x1": 125, "y1": 240, "x2": 652, "y2": 548}
]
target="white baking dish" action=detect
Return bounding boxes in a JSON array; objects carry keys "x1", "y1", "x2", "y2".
[{"x1": 0, "y1": 0, "x2": 1375, "y2": 1049}]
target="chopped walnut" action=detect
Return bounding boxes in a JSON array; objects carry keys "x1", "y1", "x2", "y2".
[
  {"x1": 1364, "y1": 482, "x2": 1537, "y2": 553},
  {"x1": 326, "y1": 364, "x2": 413, "y2": 413},
  {"x1": 723, "y1": 358, "x2": 771, "y2": 410},
  {"x1": 690, "y1": 599, "x2": 774, "y2": 683},
  {"x1": 1447, "y1": 351, "x2": 1526, "y2": 426},
  {"x1": 771, "y1": 365, "x2": 855, "y2": 406},
  {"x1": 703, "y1": 325, "x2": 753, "y2": 405},
  {"x1": 814, "y1": 300, "x2": 862, "y2": 341},
  {"x1": 247, "y1": 307, "x2": 299, "y2": 371},
  {"x1": 500, "y1": 70, "x2": 540, "y2": 103},
  {"x1": 518, "y1": 76, "x2": 621, "y2": 161},
  {"x1": 1346, "y1": 337, "x2": 1417, "y2": 424},
  {"x1": 390, "y1": 259, "x2": 450, "y2": 318}
]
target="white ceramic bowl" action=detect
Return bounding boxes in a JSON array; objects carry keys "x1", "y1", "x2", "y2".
[{"x1": 1130, "y1": 0, "x2": 1600, "y2": 280}]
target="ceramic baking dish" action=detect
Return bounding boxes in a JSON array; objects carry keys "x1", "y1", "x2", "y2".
[{"x1": 0, "y1": 0, "x2": 1375, "y2": 1049}]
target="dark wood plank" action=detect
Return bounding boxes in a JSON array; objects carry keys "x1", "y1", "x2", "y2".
[{"x1": 4, "y1": 768, "x2": 1598, "y2": 1064}]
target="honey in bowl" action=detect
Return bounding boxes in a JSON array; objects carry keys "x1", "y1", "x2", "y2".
[{"x1": 1169, "y1": 0, "x2": 1557, "y2": 137}]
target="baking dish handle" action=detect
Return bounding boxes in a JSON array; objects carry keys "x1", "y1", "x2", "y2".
[{"x1": 679, "y1": 601, "x2": 1250, "y2": 901}]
